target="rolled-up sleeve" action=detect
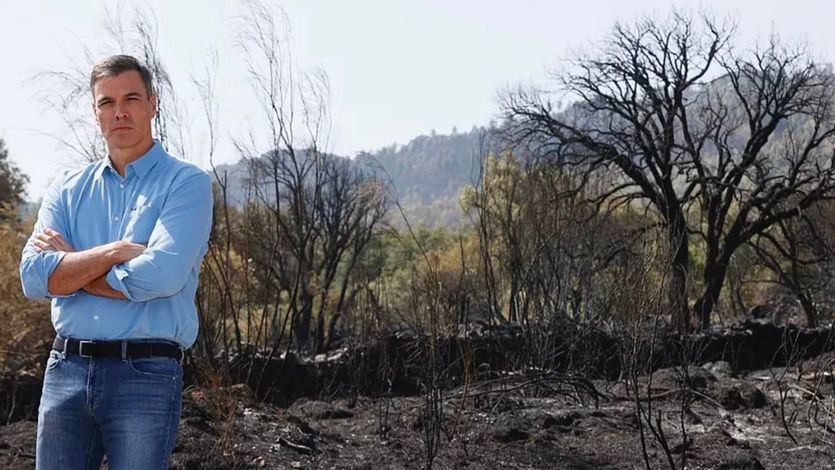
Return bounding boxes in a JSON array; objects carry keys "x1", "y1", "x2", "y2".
[
  {"x1": 19, "y1": 172, "x2": 72, "y2": 300},
  {"x1": 105, "y1": 169, "x2": 213, "y2": 302}
]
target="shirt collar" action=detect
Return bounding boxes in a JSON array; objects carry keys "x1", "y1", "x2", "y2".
[
  {"x1": 96, "y1": 141, "x2": 166, "y2": 181},
  {"x1": 128, "y1": 141, "x2": 166, "y2": 179},
  {"x1": 95, "y1": 155, "x2": 115, "y2": 180}
]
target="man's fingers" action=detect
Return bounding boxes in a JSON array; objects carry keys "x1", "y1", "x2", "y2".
[
  {"x1": 53, "y1": 238, "x2": 72, "y2": 251},
  {"x1": 34, "y1": 235, "x2": 57, "y2": 247},
  {"x1": 32, "y1": 239, "x2": 52, "y2": 251},
  {"x1": 34, "y1": 233, "x2": 57, "y2": 246},
  {"x1": 32, "y1": 230, "x2": 75, "y2": 253},
  {"x1": 43, "y1": 230, "x2": 61, "y2": 242},
  {"x1": 39, "y1": 228, "x2": 75, "y2": 252},
  {"x1": 46, "y1": 229, "x2": 65, "y2": 242},
  {"x1": 42, "y1": 228, "x2": 61, "y2": 241}
]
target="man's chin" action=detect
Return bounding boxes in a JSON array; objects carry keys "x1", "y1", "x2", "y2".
[
  {"x1": 105, "y1": 137, "x2": 154, "y2": 158},
  {"x1": 106, "y1": 136, "x2": 140, "y2": 150}
]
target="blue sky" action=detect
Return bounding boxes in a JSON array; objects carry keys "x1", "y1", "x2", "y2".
[{"x1": 1, "y1": 0, "x2": 833, "y2": 200}]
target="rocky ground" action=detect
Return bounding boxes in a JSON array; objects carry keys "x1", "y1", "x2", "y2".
[{"x1": 2, "y1": 351, "x2": 835, "y2": 469}]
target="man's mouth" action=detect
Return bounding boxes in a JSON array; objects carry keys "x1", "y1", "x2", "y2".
[{"x1": 112, "y1": 126, "x2": 132, "y2": 132}]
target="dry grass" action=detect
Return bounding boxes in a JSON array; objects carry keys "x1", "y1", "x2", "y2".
[{"x1": 0, "y1": 212, "x2": 52, "y2": 376}]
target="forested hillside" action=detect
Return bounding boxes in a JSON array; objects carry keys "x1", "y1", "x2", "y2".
[
  {"x1": 213, "y1": 127, "x2": 489, "y2": 228},
  {"x1": 359, "y1": 128, "x2": 483, "y2": 203}
]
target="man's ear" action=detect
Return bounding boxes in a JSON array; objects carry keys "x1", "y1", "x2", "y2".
[{"x1": 150, "y1": 93, "x2": 158, "y2": 118}]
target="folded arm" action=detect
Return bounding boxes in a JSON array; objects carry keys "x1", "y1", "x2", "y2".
[
  {"x1": 105, "y1": 170, "x2": 213, "y2": 302},
  {"x1": 84, "y1": 274, "x2": 126, "y2": 299},
  {"x1": 26, "y1": 227, "x2": 145, "y2": 298},
  {"x1": 45, "y1": 240, "x2": 145, "y2": 297},
  {"x1": 20, "y1": 173, "x2": 146, "y2": 300},
  {"x1": 20, "y1": 174, "x2": 75, "y2": 300}
]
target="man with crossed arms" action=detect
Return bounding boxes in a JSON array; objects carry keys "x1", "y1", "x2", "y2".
[{"x1": 20, "y1": 55, "x2": 212, "y2": 468}]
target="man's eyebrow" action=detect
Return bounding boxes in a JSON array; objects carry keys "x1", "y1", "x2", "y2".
[{"x1": 96, "y1": 91, "x2": 144, "y2": 106}]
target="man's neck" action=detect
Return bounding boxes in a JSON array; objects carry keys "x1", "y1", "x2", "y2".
[{"x1": 108, "y1": 139, "x2": 155, "y2": 177}]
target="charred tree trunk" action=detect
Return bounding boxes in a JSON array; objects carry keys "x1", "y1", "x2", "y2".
[
  {"x1": 798, "y1": 292, "x2": 818, "y2": 328},
  {"x1": 294, "y1": 290, "x2": 314, "y2": 352},
  {"x1": 666, "y1": 205, "x2": 691, "y2": 332},
  {"x1": 693, "y1": 247, "x2": 733, "y2": 330}
]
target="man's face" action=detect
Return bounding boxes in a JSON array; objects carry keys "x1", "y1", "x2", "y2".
[{"x1": 93, "y1": 70, "x2": 157, "y2": 152}]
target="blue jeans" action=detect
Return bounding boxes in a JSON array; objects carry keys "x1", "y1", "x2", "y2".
[{"x1": 36, "y1": 347, "x2": 183, "y2": 469}]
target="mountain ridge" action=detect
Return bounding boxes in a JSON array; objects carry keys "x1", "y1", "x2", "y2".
[{"x1": 210, "y1": 126, "x2": 490, "y2": 228}]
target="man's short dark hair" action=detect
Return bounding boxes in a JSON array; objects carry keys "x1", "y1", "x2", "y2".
[{"x1": 89, "y1": 55, "x2": 155, "y2": 98}]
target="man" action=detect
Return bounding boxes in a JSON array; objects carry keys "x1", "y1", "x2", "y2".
[{"x1": 19, "y1": 55, "x2": 213, "y2": 469}]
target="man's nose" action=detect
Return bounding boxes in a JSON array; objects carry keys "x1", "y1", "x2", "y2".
[{"x1": 114, "y1": 103, "x2": 129, "y2": 119}]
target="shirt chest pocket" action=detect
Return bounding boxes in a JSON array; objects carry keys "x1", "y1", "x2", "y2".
[{"x1": 123, "y1": 204, "x2": 159, "y2": 244}]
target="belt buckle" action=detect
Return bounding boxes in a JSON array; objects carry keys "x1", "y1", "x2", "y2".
[{"x1": 78, "y1": 340, "x2": 94, "y2": 358}]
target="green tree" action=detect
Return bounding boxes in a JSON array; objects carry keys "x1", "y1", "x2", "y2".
[{"x1": 0, "y1": 139, "x2": 28, "y2": 209}]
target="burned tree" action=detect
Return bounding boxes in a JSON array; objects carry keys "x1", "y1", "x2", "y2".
[
  {"x1": 236, "y1": 0, "x2": 388, "y2": 353},
  {"x1": 748, "y1": 200, "x2": 835, "y2": 327},
  {"x1": 502, "y1": 13, "x2": 835, "y2": 330},
  {"x1": 750, "y1": 217, "x2": 823, "y2": 327}
]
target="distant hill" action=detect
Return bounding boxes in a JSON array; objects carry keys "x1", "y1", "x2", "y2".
[
  {"x1": 356, "y1": 128, "x2": 485, "y2": 202},
  {"x1": 357, "y1": 127, "x2": 492, "y2": 228},
  {"x1": 211, "y1": 127, "x2": 492, "y2": 228}
]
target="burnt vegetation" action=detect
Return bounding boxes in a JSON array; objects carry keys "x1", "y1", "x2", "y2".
[{"x1": 3, "y1": 4, "x2": 835, "y2": 469}]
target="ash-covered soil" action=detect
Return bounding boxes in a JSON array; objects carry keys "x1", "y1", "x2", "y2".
[{"x1": 3, "y1": 354, "x2": 835, "y2": 469}]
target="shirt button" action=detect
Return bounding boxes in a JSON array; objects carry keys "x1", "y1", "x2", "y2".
[
  {"x1": 94, "y1": 315, "x2": 100, "y2": 320},
  {"x1": 119, "y1": 184, "x2": 125, "y2": 189},
  {"x1": 114, "y1": 215, "x2": 120, "y2": 221}
]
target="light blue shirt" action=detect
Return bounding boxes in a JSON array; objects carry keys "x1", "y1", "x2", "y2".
[{"x1": 19, "y1": 142, "x2": 213, "y2": 348}]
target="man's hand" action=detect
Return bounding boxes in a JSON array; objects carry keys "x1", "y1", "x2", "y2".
[
  {"x1": 35, "y1": 227, "x2": 148, "y2": 297},
  {"x1": 32, "y1": 228, "x2": 74, "y2": 253},
  {"x1": 107, "y1": 240, "x2": 147, "y2": 264},
  {"x1": 83, "y1": 275, "x2": 128, "y2": 299},
  {"x1": 33, "y1": 229, "x2": 145, "y2": 264},
  {"x1": 78, "y1": 241, "x2": 146, "y2": 299}
]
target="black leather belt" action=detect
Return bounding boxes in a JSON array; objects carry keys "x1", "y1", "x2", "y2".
[{"x1": 52, "y1": 336, "x2": 184, "y2": 361}]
